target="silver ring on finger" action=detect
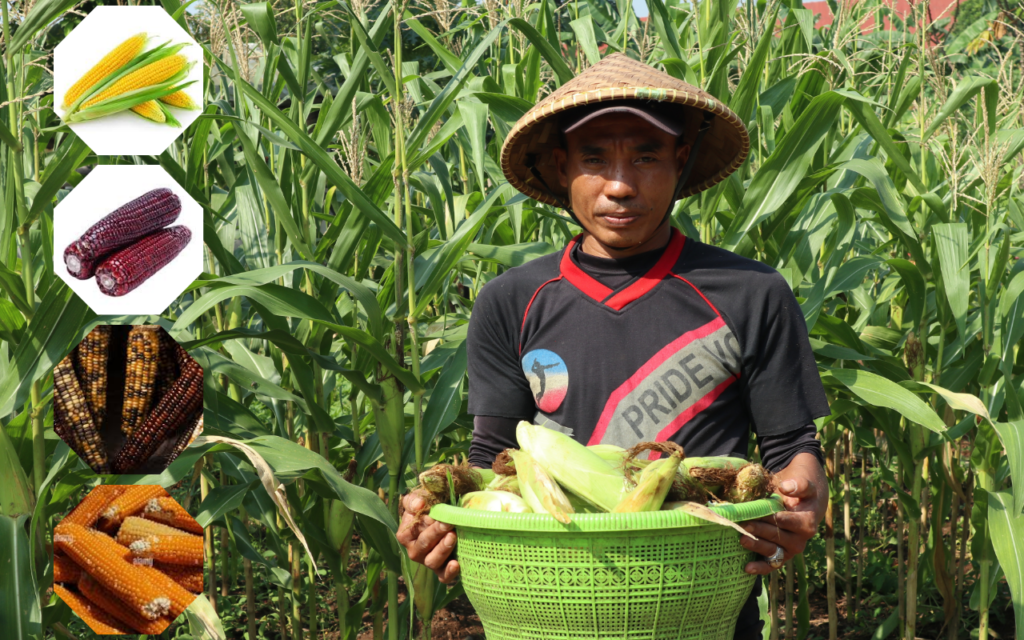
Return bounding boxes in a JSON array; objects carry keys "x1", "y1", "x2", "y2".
[{"x1": 765, "y1": 544, "x2": 785, "y2": 569}]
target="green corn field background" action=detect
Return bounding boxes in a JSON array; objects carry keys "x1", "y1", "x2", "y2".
[{"x1": 0, "y1": 0, "x2": 1022, "y2": 638}]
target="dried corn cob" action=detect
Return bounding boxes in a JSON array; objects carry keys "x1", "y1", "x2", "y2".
[
  {"x1": 165, "y1": 410, "x2": 202, "y2": 467},
  {"x1": 54, "y1": 583, "x2": 133, "y2": 634},
  {"x1": 131, "y1": 99, "x2": 166, "y2": 123},
  {"x1": 78, "y1": 573, "x2": 172, "y2": 635},
  {"x1": 116, "y1": 516, "x2": 191, "y2": 547},
  {"x1": 62, "y1": 485, "x2": 127, "y2": 528},
  {"x1": 133, "y1": 564, "x2": 196, "y2": 618},
  {"x1": 64, "y1": 188, "x2": 181, "y2": 279},
  {"x1": 55, "y1": 524, "x2": 133, "y2": 562},
  {"x1": 53, "y1": 555, "x2": 83, "y2": 584},
  {"x1": 128, "y1": 532, "x2": 203, "y2": 566},
  {"x1": 159, "y1": 90, "x2": 197, "y2": 109},
  {"x1": 95, "y1": 226, "x2": 192, "y2": 297},
  {"x1": 53, "y1": 355, "x2": 110, "y2": 473},
  {"x1": 153, "y1": 561, "x2": 203, "y2": 593},
  {"x1": 152, "y1": 332, "x2": 180, "y2": 408},
  {"x1": 62, "y1": 33, "x2": 147, "y2": 109},
  {"x1": 82, "y1": 54, "x2": 189, "y2": 108},
  {"x1": 99, "y1": 485, "x2": 169, "y2": 531},
  {"x1": 143, "y1": 496, "x2": 203, "y2": 534},
  {"x1": 112, "y1": 361, "x2": 203, "y2": 473},
  {"x1": 121, "y1": 326, "x2": 161, "y2": 438},
  {"x1": 53, "y1": 523, "x2": 174, "y2": 620},
  {"x1": 73, "y1": 326, "x2": 111, "y2": 428}
]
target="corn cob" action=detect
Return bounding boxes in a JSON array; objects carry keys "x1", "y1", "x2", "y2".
[
  {"x1": 612, "y1": 449, "x2": 683, "y2": 513},
  {"x1": 154, "y1": 561, "x2": 204, "y2": 593},
  {"x1": 723, "y1": 464, "x2": 774, "y2": 503},
  {"x1": 78, "y1": 573, "x2": 172, "y2": 635},
  {"x1": 95, "y1": 226, "x2": 192, "y2": 297},
  {"x1": 510, "y1": 449, "x2": 574, "y2": 524},
  {"x1": 143, "y1": 496, "x2": 203, "y2": 535},
  {"x1": 111, "y1": 360, "x2": 203, "y2": 473},
  {"x1": 164, "y1": 410, "x2": 202, "y2": 466},
  {"x1": 116, "y1": 516, "x2": 192, "y2": 547},
  {"x1": 99, "y1": 485, "x2": 170, "y2": 531},
  {"x1": 55, "y1": 524, "x2": 133, "y2": 562},
  {"x1": 53, "y1": 355, "x2": 110, "y2": 473},
  {"x1": 133, "y1": 564, "x2": 196, "y2": 618},
  {"x1": 73, "y1": 326, "x2": 111, "y2": 428},
  {"x1": 159, "y1": 90, "x2": 197, "y2": 109},
  {"x1": 62, "y1": 485, "x2": 127, "y2": 528},
  {"x1": 152, "y1": 331, "x2": 180, "y2": 408},
  {"x1": 121, "y1": 326, "x2": 161, "y2": 438},
  {"x1": 128, "y1": 533, "x2": 204, "y2": 566},
  {"x1": 62, "y1": 33, "x2": 147, "y2": 109},
  {"x1": 54, "y1": 583, "x2": 134, "y2": 634},
  {"x1": 53, "y1": 555, "x2": 83, "y2": 584},
  {"x1": 82, "y1": 54, "x2": 189, "y2": 108},
  {"x1": 460, "y1": 490, "x2": 532, "y2": 513},
  {"x1": 131, "y1": 99, "x2": 166, "y2": 123},
  {"x1": 63, "y1": 188, "x2": 181, "y2": 279},
  {"x1": 53, "y1": 522, "x2": 174, "y2": 620}
]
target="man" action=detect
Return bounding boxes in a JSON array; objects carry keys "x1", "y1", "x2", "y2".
[{"x1": 398, "y1": 53, "x2": 830, "y2": 639}]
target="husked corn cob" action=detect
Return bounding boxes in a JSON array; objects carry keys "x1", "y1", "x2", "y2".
[
  {"x1": 133, "y1": 564, "x2": 197, "y2": 618},
  {"x1": 165, "y1": 410, "x2": 202, "y2": 466},
  {"x1": 55, "y1": 523, "x2": 133, "y2": 562},
  {"x1": 95, "y1": 226, "x2": 192, "y2": 297},
  {"x1": 131, "y1": 99, "x2": 166, "y2": 123},
  {"x1": 54, "y1": 522, "x2": 174, "y2": 620},
  {"x1": 62, "y1": 33, "x2": 147, "y2": 109},
  {"x1": 62, "y1": 485, "x2": 127, "y2": 528},
  {"x1": 116, "y1": 516, "x2": 191, "y2": 547},
  {"x1": 99, "y1": 485, "x2": 170, "y2": 531},
  {"x1": 82, "y1": 54, "x2": 189, "y2": 108},
  {"x1": 154, "y1": 561, "x2": 203, "y2": 593},
  {"x1": 54, "y1": 583, "x2": 133, "y2": 634},
  {"x1": 73, "y1": 326, "x2": 111, "y2": 427},
  {"x1": 63, "y1": 188, "x2": 181, "y2": 279},
  {"x1": 78, "y1": 573, "x2": 172, "y2": 635},
  {"x1": 159, "y1": 90, "x2": 197, "y2": 109},
  {"x1": 128, "y1": 533, "x2": 204, "y2": 566},
  {"x1": 121, "y1": 326, "x2": 161, "y2": 438},
  {"x1": 143, "y1": 496, "x2": 203, "y2": 534},
  {"x1": 53, "y1": 555, "x2": 83, "y2": 583},
  {"x1": 53, "y1": 355, "x2": 110, "y2": 473},
  {"x1": 152, "y1": 332, "x2": 180, "y2": 407},
  {"x1": 112, "y1": 360, "x2": 203, "y2": 473}
]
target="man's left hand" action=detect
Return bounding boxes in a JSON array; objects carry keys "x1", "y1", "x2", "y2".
[{"x1": 738, "y1": 453, "x2": 828, "y2": 575}]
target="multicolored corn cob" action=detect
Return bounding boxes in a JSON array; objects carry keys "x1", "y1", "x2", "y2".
[
  {"x1": 54, "y1": 583, "x2": 133, "y2": 634},
  {"x1": 73, "y1": 326, "x2": 111, "y2": 428},
  {"x1": 99, "y1": 485, "x2": 170, "y2": 531},
  {"x1": 63, "y1": 188, "x2": 181, "y2": 279},
  {"x1": 62, "y1": 485, "x2": 127, "y2": 528},
  {"x1": 82, "y1": 54, "x2": 189, "y2": 108},
  {"x1": 159, "y1": 90, "x2": 197, "y2": 109},
  {"x1": 62, "y1": 33, "x2": 147, "y2": 109},
  {"x1": 143, "y1": 496, "x2": 203, "y2": 535},
  {"x1": 128, "y1": 533, "x2": 203, "y2": 566},
  {"x1": 116, "y1": 516, "x2": 191, "y2": 547},
  {"x1": 133, "y1": 564, "x2": 197, "y2": 618},
  {"x1": 112, "y1": 360, "x2": 202, "y2": 473},
  {"x1": 78, "y1": 573, "x2": 172, "y2": 635},
  {"x1": 131, "y1": 99, "x2": 166, "y2": 123},
  {"x1": 165, "y1": 410, "x2": 202, "y2": 467},
  {"x1": 152, "y1": 332, "x2": 180, "y2": 408},
  {"x1": 53, "y1": 555, "x2": 83, "y2": 584},
  {"x1": 95, "y1": 226, "x2": 192, "y2": 297},
  {"x1": 153, "y1": 561, "x2": 203, "y2": 593},
  {"x1": 121, "y1": 326, "x2": 161, "y2": 438},
  {"x1": 53, "y1": 355, "x2": 110, "y2": 474}
]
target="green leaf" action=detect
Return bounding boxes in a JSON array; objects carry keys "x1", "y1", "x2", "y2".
[
  {"x1": 569, "y1": 15, "x2": 602, "y2": 65},
  {"x1": 468, "y1": 242, "x2": 556, "y2": 267},
  {"x1": 990, "y1": 422, "x2": 1024, "y2": 514},
  {"x1": 987, "y1": 491, "x2": 1023, "y2": 640},
  {"x1": 729, "y1": 2, "x2": 780, "y2": 124},
  {"x1": 458, "y1": 101, "x2": 490, "y2": 193},
  {"x1": 196, "y1": 483, "x2": 252, "y2": 528},
  {"x1": 644, "y1": 0, "x2": 683, "y2": 61},
  {"x1": 885, "y1": 259, "x2": 926, "y2": 331},
  {"x1": 827, "y1": 369, "x2": 947, "y2": 434},
  {"x1": 240, "y1": 2, "x2": 280, "y2": 46},
  {"x1": 0, "y1": 516, "x2": 41, "y2": 639},
  {"x1": 934, "y1": 223, "x2": 971, "y2": 347},
  {"x1": 508, "y1": 18, "x2": 573, "y2": 85},
  {"x1": 924, "y1": 75, "x2": 997, "y2": 140},
  {"x1": 841, "y1": 158, "x2": 915, "y2": 238},
  {"x1": 419, "y1": 341, "x2": 467, "y2": 464},
  {"x1": 27, "y1": 136, "x2": 89, "y2": 224}
]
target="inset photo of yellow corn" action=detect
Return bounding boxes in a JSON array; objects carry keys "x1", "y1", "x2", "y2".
[
  {"x1": 52, "y1": 484, "x2": 203, "y2": 634},
  {"x1": 54, "y1": 6, "x2": 203, "y2": 155},
  {"x1": 53, "y1": 325, "x2": 204, "y2": 475}
]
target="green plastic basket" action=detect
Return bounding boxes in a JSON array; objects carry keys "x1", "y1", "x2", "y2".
[{"x1": 430, "y1": 497, "x2": 784, "y2": 640}]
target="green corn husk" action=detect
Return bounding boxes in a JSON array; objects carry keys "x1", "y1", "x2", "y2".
[
  {"x1": 510, "y1": 449, "x2": 574, "y2": 524},
  {"x1": 680, "y1": 456, "x2": 749, "y2": 498},
  {"x1": 66, "y1": 77, "x2": 197, "y2": 123},
  {"x1": 486, "y1": 474, "x2": 521, "y2": 495},
  {"x1": 460, "y1": 490, "x2": 532, "y2": 513},
  {"x1": 516, "y1": 422, "x2": 628, "y2": 512},
  {"x1": 63, "y1": 40, "x2": 188, "y2": 116},
  {"x1": 477, "y1": 468, "x2": 497, "y2": 486},
  {"x1": 612, "y1": 450, "x2": 684, "y2": 513},
  {"x1": 587, "y1": 444, "x2": 629, "y2": 463},
  {"x1": 723, "y1": 464, "x2": 774, "y2": 503}
]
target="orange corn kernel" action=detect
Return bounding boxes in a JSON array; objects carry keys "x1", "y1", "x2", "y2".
[
  {"x1": 143, "y1": 497, "x2": 203, "y2": 534},
  {"x1": 54, "y1": 584, "x2": 133, "y2": 635},
  {"x1": 128, "y1": 533, "x2": 204, "y2": 566},
  {"x1": 154, "y1": 562, "x2": 203, "y2": 593},
  {"x1": 53, "y1": 555, "x2": 83, "y2": 584},
  {"x1": 134, "y1": 564, "x2": 197, "y2": 619},
  {"x1": 62, "y1": 485, "x2": 127, "y2": 528},
  {"x1": 78, "y1": 573, "x2": 171, "y2": 635},
  {"x1": 115, "y1": 516, "x2": 191, "y2": 547},
  {"x1": 99, "y1": 485, "x2": 169, "y2": 531}
]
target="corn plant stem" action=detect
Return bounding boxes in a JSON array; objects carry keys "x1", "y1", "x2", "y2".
[
  {"x1": 387, "y1": 471, "x2": 401, "y2": 640},
  {"x1": 243, "y1": 511, "x2": 257, "y2": 640},
  {"x1": 952, "y1": 469, "x2": 973, "y2": 640},
  {"x1": 220, "y1": 468, "x2": 230, "y2": 599},
  {"x1": 785, "y1": 560, "x2": 794, "y2": 640},
  {"x1": 896, "y1": 476, "x2": 905, "y2": 636},
  {"x1": 202, "y1": 461, "x2": 217, "y2": 611},
  {"x1": 824, "y1": 424, "x2": 837, "y2": 640},
  {"x1": 769, "y1": 571, "x2": 780, "y2": 640},
  {"x1": 854, "y1": 454, "x2": 865, "y2": 622},
  {"x1": 843, "y1": 429, "x2": 852, "y2": 600},
  {"x1": 291, "y1": 542, "x2": 303, "y2": 640}
]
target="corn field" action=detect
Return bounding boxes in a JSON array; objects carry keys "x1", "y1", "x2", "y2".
[{"x1": 0, "y1": 0, "x2": 1022, "y2": 637}]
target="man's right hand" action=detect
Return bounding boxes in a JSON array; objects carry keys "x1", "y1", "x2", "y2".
[{"x1": 397, "y1": 489, "x2": 460, "y2": 584}]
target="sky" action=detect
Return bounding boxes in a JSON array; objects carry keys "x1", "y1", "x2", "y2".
[{"x1": 632, "y1": 0, "x2": 650, "y2": 17}]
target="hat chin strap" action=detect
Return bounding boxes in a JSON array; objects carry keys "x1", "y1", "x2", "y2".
[{"x1": 562, "y1": 110, "x2": 716, "y2": 250}]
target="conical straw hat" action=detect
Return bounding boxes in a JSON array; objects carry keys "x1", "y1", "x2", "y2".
[{"x1": 500, "y1": 53, "x2": 750, "y2": 207}]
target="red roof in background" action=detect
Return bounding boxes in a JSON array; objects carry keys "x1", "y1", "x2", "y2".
[{"x1": 802, "y1": 0, "x2": 960, "y2": 30}]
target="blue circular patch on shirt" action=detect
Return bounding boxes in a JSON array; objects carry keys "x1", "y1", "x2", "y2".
[{"x1": 521, "y1": 349, "x2": 568, "y2": 413}]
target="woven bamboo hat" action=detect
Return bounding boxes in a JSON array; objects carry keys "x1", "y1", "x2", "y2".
[{"x1": 500, "y1": 53, "x2": 750, "y2": 208}]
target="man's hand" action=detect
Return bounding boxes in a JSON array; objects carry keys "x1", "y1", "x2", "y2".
[
  {"x1": 739, "y1": 453, "x2": 828, "y2": 575},
  {"x1": 396, "y1": 489, "x2": 460, "y2": 584}
]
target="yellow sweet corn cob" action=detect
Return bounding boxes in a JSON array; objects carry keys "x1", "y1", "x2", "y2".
[
  {"x1": 131, "y1": 100, "x2": 166, "y2": 123},
  {"x1": 73, "y1": 326, "x2": 111, "y2": 428},
  {"x1": 133, "y1": 564, "x2": 197, "y2": 617},
  {"x1": 62, "y1": 33, "x2": 147, "y2": 109},
  {"x1": 128, "y1": 533, "x2": 204, "y2": 566},
  {"x1": 62, "y1": 485, "x2": 127, "y2": 528},
  {"x1": 116, "y1": 516, "x2": 192, "y2": 548},
  {"x1": 121, "y1": 326, "x2": 162, "y2": 437},
  {"x1": 143, "y1": 496, "x2": 203, "y2": 534},
  {"x1": 82, "y1": 54, "x2": 188, "y2": 109},
  {"x1": 510, "y1": 449, "x2": 574, "y2": 524},
  {"x1": 154, "y1": 561, "x2": 204, "y2": 593},
  {"x1": 54, "y1": 522, "x2": 174, "y2": 620},
  {"x1": 53, "y1": 355, "x2": 110, "y2": 474},
  {"x1": 612, "y1": 450, "x2": 684, "y2": 513},
  {"x1": 54, "y1": 583, "x2": 133, "y2": 634},
  {"x1": 99, "y1": 485, "x2": 169, "y2": 531},
  {"x1": 159, "y1": 90, "x2": 197, "y2": 109},
  {"x1": 53, "y1": 555, "x2": 83, "y2": 584},
  {"x1": 78, "y1": 573, "x2": 172, "y2": 635}
]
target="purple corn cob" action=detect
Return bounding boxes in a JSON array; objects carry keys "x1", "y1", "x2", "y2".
[
  {"x1": 95, "y1": 226, "x2": 192, "y2": 297},
  {"x1": 64, "y1": 187, "x2": 181, "y2": 279}
]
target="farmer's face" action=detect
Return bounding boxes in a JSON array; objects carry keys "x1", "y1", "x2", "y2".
[{"x1": 554, "y1": 113, "x2": 690, "y2": 256}]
